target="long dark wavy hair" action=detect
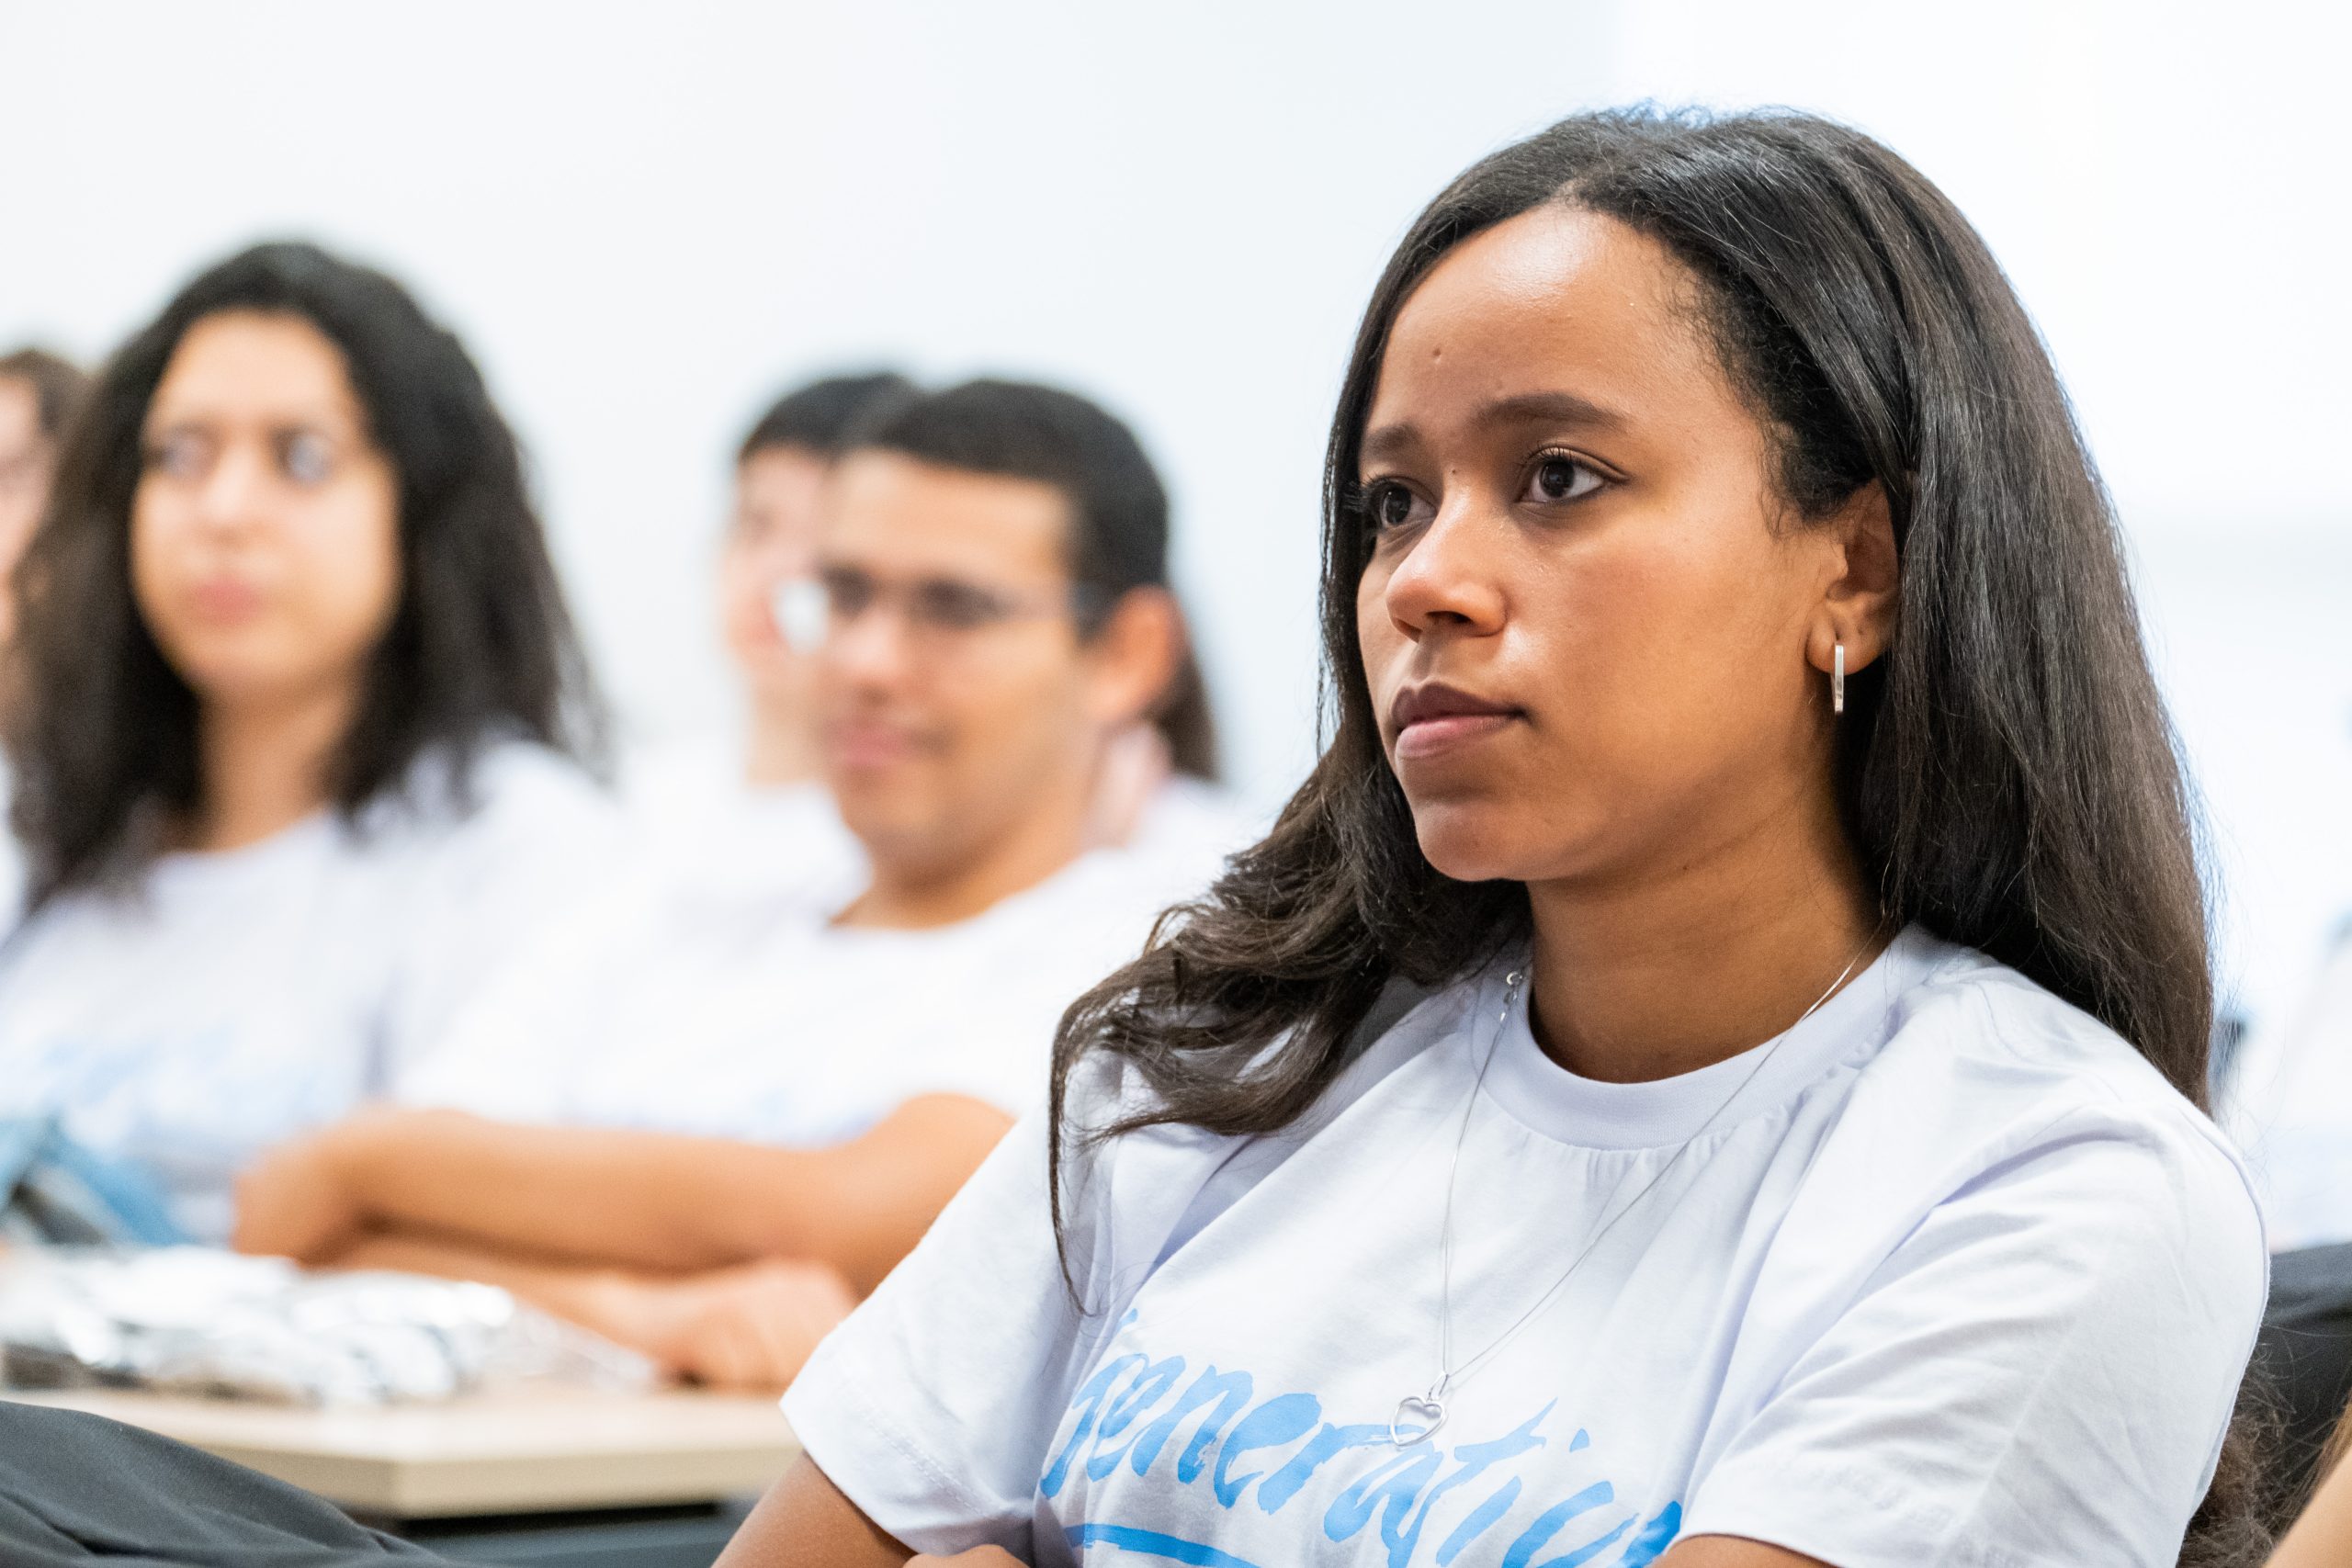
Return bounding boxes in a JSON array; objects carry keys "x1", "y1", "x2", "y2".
[
  {"x1": 1048, "y1": 108, "x2": 2263, "y2": 1562},
  {"x1": 4, "y1": 241, "x2": 603, "y2": 907}
]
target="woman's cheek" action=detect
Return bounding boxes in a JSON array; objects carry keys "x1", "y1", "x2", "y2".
[{"x1": 297, "y1": 495, "x2": 402, "y2": 671}]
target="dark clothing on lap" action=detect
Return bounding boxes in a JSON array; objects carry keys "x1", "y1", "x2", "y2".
[
  {"x1": 2252, "y1": 1241, "x2": 2352, "y2": 1526},
  {"x1": 0, "y1": 1401, "x2": 456, "y2": 1566}
]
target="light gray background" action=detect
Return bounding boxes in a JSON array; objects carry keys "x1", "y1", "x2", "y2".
[{"x1": 4, "y1": 0, "x2": 2345, "y2": 1033}]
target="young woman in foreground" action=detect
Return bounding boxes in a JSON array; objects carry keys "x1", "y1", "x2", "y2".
[{"x1": 723, "y1": 109, "x2": 2267, "y2": 1568}]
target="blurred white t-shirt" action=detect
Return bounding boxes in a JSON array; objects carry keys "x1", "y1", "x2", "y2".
[
  {"x1": 0, "y1": 742, "x2": 620, "y2": 1241},
  {"x1": 2230, "y1": 930, "x2": 2352, "y2": 1250},
  {"x1": 786, "y1": 929, "x2": 2264, "y2": 1568},
  {"x1": 616, "y1": 734, "x2": 862, "y2": 901},
  {"x1": 396, "y1": 779, "x2": 1250, "y2": 1144}
]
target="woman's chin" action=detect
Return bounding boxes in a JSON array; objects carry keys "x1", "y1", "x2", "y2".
[{"x1": 1410, "y1": 807, "x2": 1554, "y2": 886}]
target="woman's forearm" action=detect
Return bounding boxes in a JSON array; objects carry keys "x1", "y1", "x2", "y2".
[
  {"x1": 717, "y1": 1457, "x2": 914, "y2": 1567},
  {"x1": 2272, "y1": 1452, "x2": 2352, "y2": 1567}
]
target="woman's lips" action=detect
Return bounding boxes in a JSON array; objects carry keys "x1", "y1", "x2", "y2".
[
  {"x1": 187, "y1": 577, "x2": 264, "y2": 622},
  {"x1": 1390, "y1": 681, "x2": 1523, "y2": 761},
  {"x1": 1395, "y1": 710, "x2": 1519, "y2": 761}
]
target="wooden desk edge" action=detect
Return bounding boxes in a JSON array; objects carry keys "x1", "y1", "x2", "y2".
[{"x1": 2, "y1": 1389, "x2": 800, "y2": 1518}]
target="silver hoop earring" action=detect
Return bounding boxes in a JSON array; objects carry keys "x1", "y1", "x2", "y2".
[{"x1": 1832, "y1": 641, "x2": 1846, "y2": 716}]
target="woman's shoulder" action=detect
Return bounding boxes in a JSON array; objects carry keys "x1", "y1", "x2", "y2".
[
  {"x1": 1883, "y1": 935, "x2": 2222, "y2": 1112},
  {"x1": 440, "y1": 737, "x2": 610, "y2": 814},
  {"x1": 1060, "y1": 967, "x2": 1473, "y2": 1137},
  {"x1": 339, "y1": 741, "x2": 623, "y2": 930},
  {"x1": 1052, "y1": 970, "x2": 1481, "y2": 1277},
  {"x1": 1859, "y1": 931, "x2": 2260, "y2": 1235},
  {"x1": 368, "y1": 739, "x2": 616, "y2": 845}
]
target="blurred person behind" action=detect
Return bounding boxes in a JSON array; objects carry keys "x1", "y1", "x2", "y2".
[
  {"x1": 2231, "y1": 926, "x2": 2352, "y2": 1523},
  {"x1": 2232, "y1": 926, "x2": 2352, "y2": 1251},
  {"x1": 233, "y1": 378, "x2": 1246, "y2": 1389},
  {"x1": 0, "y1": 242, "x2": 618, "y2": 1243},
  {"x1": 626, "y1": 372, "x2": 915, "y2": 885},
  {"x1": 0, "y1": 346, "x2": 90, "y2": 922},
  {"x1": 0, "y1": 347, "x2": 88, "y2": 649}
]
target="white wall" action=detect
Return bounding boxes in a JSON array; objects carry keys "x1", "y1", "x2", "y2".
[
  {"x1": 5, "y1": 0, "x2": 2345, "y2": 1026},
  {"x1": 0, "y1": 0, "x2": 1629, "y2": 812},
  {"x1": 1600, "y1": 0, "x2": 2352, "y2": 1027}
]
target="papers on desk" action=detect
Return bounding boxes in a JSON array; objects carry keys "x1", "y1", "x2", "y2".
[{"x1": 0, "y1": 1247, "x2": 653, "y2": 1406}]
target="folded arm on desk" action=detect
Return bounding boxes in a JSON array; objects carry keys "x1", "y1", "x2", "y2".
[{"x1": 234, "y1": 1092, "x2": 1012, "y2": 1295}]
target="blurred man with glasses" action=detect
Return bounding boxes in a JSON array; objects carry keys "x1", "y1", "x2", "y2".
[{"x1": 232, "y1": 380, "x2": 1241, "y2": 1390}]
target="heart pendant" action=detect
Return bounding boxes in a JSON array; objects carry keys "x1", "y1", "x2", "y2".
[{"x1": 1390, "y1": 1393, "x2": 1447, "y2": 1447}]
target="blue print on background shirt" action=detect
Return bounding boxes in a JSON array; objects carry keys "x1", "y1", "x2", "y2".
[{"x1": 1043, "y1": 1344, "x2": 1681, "y2": 1567}]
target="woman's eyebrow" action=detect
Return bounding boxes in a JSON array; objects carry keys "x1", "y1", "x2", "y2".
[
  {"x1": 1360, "y1": 419, "x2": 1424, "y2": 468},
  {"x1": 1478, "y1": 389, "x2": 1628, "y2": 433},
  {"x1": 1363, "y1": 389, "x2": 1629, "y2": 468}
]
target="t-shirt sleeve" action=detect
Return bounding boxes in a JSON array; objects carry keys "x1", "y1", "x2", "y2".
[
  {"x1": 783, "y1": 1066, "x2": 1218, "y2": 1560},
  {"x1": 1683, "y1": 1108, "x2": 2267, "y2": 1568}
]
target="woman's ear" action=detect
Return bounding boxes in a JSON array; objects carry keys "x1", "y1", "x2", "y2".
[
  {"x1": 1083, "y1": 585, "x2": 1184, "y2": 729},
  {"x1": 1809, "y1": 480, "x2": 1899, "y2": 678}
]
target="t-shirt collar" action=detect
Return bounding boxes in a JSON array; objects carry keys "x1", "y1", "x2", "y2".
[{"x1": 1476, "y1": 924, "x2": 1945, "y2": 1150}]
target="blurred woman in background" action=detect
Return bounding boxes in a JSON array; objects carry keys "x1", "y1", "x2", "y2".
[
  {"x1": 0, "y1": 344, "x2": 89, "y2": 919},
  {"x1": 0, "y1": 346, "x2": 88, "y2": 653},
  {"x1": 0, "y1": 241, "x2": 617, "y2": 1243}
]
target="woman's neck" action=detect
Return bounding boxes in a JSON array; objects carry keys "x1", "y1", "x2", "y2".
[
  {"x1": 1522, "y1": 776, "x2": 1884, "y2": 1085},
  {"x1": 186, "y1": 683, "x2": 358, "y2": 853}
]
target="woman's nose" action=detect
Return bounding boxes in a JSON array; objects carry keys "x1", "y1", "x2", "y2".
[
  {"x1": 1382, "y1": 497, "x2": 1509, "y2": 640},
  {"x1": 189, "y1": 445, "x2": 270, "y2": 536}
]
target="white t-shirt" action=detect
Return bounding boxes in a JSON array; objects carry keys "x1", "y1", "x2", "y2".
[
  {"x1": 0, "y1": 743, "x2": 620, "y2": 1242},
  {"x1": 785, "y1": 928, "x2": 2265, "y2": 1568},
  {"x1": 2229, "y1": 932, "x2": 2352, "y2": 1250},
  {"x1": 616, "y1": 734, "x2": 863, "y2": 900},
  {"x1": 396, "y1": 780, "x2": 1250, "y2": 1143}
]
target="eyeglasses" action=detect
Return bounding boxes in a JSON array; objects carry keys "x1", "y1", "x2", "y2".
[{"x1": 773, "y1": 567, "x2": 1092, "y2": 654}]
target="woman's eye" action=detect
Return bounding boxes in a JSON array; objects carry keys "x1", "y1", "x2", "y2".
[
  {"x1": 1525, "y1": 454, "x2": 1603, "y2": 504},
  {"x1": 280, "y1": 433, "x2": 333, "y2": 485},
  {"x1": 1363, "y1": 481, "x2": 1430, "y2": 532},
  {"x1": 144, "y1": 434, "x2": 207, "y2": 479}
]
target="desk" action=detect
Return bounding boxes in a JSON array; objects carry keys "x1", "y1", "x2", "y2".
[{"x1": 2, "y1": 1385, "x2": 797, "y2": 1521}]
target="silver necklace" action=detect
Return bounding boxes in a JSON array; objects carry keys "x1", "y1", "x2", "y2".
[{"x1": 1390, "y1": 941, "x2": 1875, "y2": 1448}]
